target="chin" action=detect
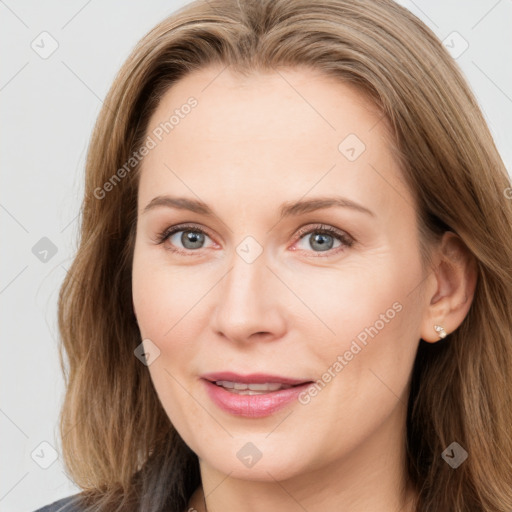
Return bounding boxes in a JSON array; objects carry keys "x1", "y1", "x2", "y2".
[{"x1": 194, "y1": 435, "x2": 315, "y2": 482}]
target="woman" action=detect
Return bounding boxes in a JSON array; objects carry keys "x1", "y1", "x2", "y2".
[{"x1": 35, "y1": 0, "x2": 512, "y2": 510}]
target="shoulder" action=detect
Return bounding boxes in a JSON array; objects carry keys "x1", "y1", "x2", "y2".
[{"x1": 32, "y1": 493, "x2": 87, "y2": 512}]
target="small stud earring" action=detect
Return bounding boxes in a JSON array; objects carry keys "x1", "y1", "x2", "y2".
[{"x1": 434, "y1": 324, "x2": 447, "y2": 339}]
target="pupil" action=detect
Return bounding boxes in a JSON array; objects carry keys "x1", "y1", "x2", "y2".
[
  {"x1": 311, "y1": 233, "x2": 333, "y2": 251},
  {"x1": 182, "y1": 231, "x2": 204, "y2": 249}
]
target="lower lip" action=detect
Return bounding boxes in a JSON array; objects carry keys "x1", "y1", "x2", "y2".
[{"x1": 202, "y1": 379, "x2": 312, "y2": 418}]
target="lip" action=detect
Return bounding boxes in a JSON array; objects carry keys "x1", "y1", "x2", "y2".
[
  {"x1": 201, "y1": 372, "x2": 314, "y2": 418},
  {"x1": 201, "y1": 371, "x2": 311, "y2": 386}
]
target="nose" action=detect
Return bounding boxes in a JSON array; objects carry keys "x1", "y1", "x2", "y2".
[{"x1": 210, "y1": 248, "x2": 287, "y2": 344}]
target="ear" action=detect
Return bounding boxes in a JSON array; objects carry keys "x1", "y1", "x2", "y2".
[{"x1": 420, "y1": 231, "x2": 478, "y2": 343}]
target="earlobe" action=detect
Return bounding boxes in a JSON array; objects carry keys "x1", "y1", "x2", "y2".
[
  {"x1": 420, "y1": 231, "x2": 478, "y2": 343},
  {"x1": 433, "y1": 324, "x2": 447, "y2": 339}
]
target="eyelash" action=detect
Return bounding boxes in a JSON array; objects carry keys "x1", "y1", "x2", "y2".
[{"x1": 154, "y1": 222, "x2": 354, "y2": 257}]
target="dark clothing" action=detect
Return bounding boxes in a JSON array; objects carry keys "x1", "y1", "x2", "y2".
[{"x1": 32, "y1": 493, "x2": 84, "y2": 512}]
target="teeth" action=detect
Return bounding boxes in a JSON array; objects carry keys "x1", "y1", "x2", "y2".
[
  {"x1": 215, "y1": 381, "x2": 293, "y2": 392},
  {"x1": 217, "y1": 381, "x2": 235, "y2": 389}
]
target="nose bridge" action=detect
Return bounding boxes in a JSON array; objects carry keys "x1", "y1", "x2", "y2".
[{"x1": 212, "y1": 243, "x2": 285, "y2": 342}]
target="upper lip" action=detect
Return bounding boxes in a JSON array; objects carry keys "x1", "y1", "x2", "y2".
[{"x1": 201, "y1": 371, "x2": 313, "y2": 386}]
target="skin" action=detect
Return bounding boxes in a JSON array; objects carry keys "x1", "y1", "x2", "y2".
[{"x1": 131, "y1": 65, "x2": 477, "y2": 512}]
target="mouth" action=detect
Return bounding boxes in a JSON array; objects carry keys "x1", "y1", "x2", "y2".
[
  {"x1": 201, "y1": 371, "x2": 313, "y2": 390},
  {"x1": 210, "y1": 380, "x2": 304, "y2": 395},
  {"x1": 200, "y1": 372, "x2": 314, "y2": 417}
]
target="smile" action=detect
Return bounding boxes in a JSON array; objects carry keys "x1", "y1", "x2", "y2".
[
  {"x1": 214, "y1": 381, "x2": 294, "y2": 394},
  {"x1": 202, "y1": 378, "x2": 313, "y2": 418}
]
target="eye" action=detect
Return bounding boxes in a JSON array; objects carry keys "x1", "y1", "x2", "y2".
[
  {"x1": 154, "y1": 222, "x2": 354, "y2": 257},
  {"x1": 293, "y1": 224, "x2": 354, "y2": 256},
  {"x1": 155, "y1": 223, "x2": 215, "y2": 255}
]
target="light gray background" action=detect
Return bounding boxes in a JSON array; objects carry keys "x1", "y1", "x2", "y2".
[{"x1": 1, "y1": 1, "x2": 511, "y2": 511}]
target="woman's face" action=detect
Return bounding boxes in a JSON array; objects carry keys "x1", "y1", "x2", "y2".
[{"x1": 132, "y1": 65, "x2": 430, "y2": 481}]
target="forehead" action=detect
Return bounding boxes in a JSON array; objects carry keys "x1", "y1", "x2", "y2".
[
  {"x1": 146, "y1": 66, "x2": 389, "y2": 148},
  {"x1": 138, "y1": 65, "x2": 412, "y2": 220}
]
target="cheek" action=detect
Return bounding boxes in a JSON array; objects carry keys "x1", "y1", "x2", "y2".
[
  {"x1": 132, "y1": 250, "x2": 204, "y2": 432},
  {"x1": 132, "y1": 265, "x2": 169, "y2": 340},
  {"x1": 282, "y1": 256, "x2": 404, "y2": 346},
  {"x1": 132, "y1": 245, "x2": 209, "y2": 341},
  {"x1": 298, "y1": 251, "x2": 423, "y2": 395}
]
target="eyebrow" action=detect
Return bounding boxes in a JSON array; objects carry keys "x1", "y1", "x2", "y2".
[
  {"x1": 142, "y1": 195, "x2": 375, "y2": 219},
  {"x1": 142, "y1": 196, "x2": 375, "y2": 220}
]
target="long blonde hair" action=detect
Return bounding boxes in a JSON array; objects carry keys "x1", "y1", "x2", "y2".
[{"x1": 57, "y1": 0, "x2": 512, "y2": 510}]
